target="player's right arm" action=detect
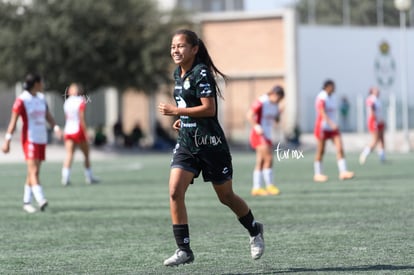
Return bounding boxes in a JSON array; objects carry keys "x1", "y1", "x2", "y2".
[{"x1": 2, "y1": 111, "x2": 19, "y2": 153}]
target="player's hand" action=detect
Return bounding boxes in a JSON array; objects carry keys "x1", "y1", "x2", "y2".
[
  {"x1": 158, "y1": 103, "x2": 178, "y2": 116},
  {"x1": 2, "y1": 142, "x2": 10, "y2": 154},
  {"x1": 172, "y1": 119, "x2": 181, "y2": 131},
  {"x1": 254, "y1": 124, "x2": 263, "y2": 135}
]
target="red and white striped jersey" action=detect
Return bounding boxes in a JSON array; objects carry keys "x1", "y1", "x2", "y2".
[
  {"x1": 250, "y1": 94, "x2": 280, "y2": 140},
  {"x1": 315, "y1": 90, "x2": 337, "y2": 131},
  {"x1": 64, "y1": 95, "x2": 86, "y2": 135},
  {"x1": 366, "y1": 94, "x2": 383, "y2": 123},
  {"x1": 12, "y1": 90, "x2": 48, "y2": 144}
]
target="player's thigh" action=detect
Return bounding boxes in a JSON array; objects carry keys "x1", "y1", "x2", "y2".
[
  {"x1": 257, "y1": 143, "x2": 273, "y2": 158},
  {"x1": 64, "y1": 139, "x2": 76, "y2": 154}
]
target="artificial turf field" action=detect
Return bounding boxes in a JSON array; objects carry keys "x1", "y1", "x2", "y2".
[{"x1": 0, "y1": 150, "x2": 413, "y2": 274}]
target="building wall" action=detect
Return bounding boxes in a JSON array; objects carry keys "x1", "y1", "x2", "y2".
[
  {"x1": 201, "y1": 18, "x2": 285, "y2": 74},
  {"x1": 199, "y1": 10, "x2": 298, "y2": 142},
  {"x1": 298, "y1": 25, "x2": 414, "y2": 133},
  {"x1": 120, "y1": 10, "x2": 298, "y2": 145}
]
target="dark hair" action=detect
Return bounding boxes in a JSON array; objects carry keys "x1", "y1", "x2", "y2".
[
  {"x1": 173, "y1": 29, "x2": 227, "y2": 98},
  {"x1": 271, "y1": 85, "x2": 285, "y2": 98},
  {"x1": 23, "y1": 73, "x2": 42, "y2": 91},
  {"x1": 323, "y1": 79, "x2": 335, "y2": 89}
]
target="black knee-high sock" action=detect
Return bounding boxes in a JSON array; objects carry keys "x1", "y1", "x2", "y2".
[
  {"x1": 238, "y1": 209, "x2": 259, "y2": 237},
  {"x1": 173, "y1": 224, "x2": 191, "y2": 252}
]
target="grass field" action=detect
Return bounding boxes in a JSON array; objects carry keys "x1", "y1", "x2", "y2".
[{"x1": 0, "y1": 150, "x2": 413, "y2": 274}]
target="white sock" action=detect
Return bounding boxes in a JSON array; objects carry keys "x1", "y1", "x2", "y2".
[
  {"x1": 32, "y1": 185, "x2": 46, "y2": 203},
  {"x1": 62, "y1": 167, "x2": 70, "y2": 182},
  {"x1": 23, "y1": 185, "x2": 32, "y2": 204},
  {"x1": 85, "y1": 168, "x2": 93, "y2": 179},
  {"x1": 362, "y1": 147, "x2": 371, "y2": 157},
  {"x1": 378, "y1": 149, "x2": 385, "y2": 161},
  {"x1": 262, "y1": 168, "x2": 273, "y2": 186},
  {"x1": 314, "y1": 161, "x2": 322, "y2": 175},
  {"x1": 253, "y1": 170, "x2": 263, "y2": 189},
  {"x1": 337, "y1": 158, "x2": 347, "y2": 173}
]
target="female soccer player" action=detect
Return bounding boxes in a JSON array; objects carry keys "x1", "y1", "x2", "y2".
[
  {"x1": 61, "y1": 83, "x2": 99, "y2": 185},
  {"x1": 247, "y1": 85, "x2": 284, "y2": 196},
  {"x1": 2, "y1": 73, "x2": 61, "y2": 213},
  {"x1": 313, "y1": 80, "x2": 354, "y2": 182},
  {"x1": 359, "y1": 87, "x2": 385, "y2": 164},
  {"x1": 158, "y1": 29, "x2": 264, "y2": 266}
]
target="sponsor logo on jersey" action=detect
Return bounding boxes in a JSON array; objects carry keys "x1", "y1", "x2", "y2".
[
  {"x1": 181, "y1": 122, "x2": 197, "y2": 128},
  {"x1": 183, "y1": 77, "x2": 191, "y2": 89}
]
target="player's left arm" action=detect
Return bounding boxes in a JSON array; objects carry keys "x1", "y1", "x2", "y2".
[
  {"x1": 275, "y1": 102, "x2": 285, "y2": 123},
  {"x1": 318, "y1": 101, "x2": 337, "y2": 130},
  {"x1": 79, "y1": 103, "x2": 88, "y2": 136}
]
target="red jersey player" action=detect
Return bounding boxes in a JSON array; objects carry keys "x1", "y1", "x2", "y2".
[
  {"x1": 61, "y1": 83, "x2": 99, "y2": 185},
  {"x1": 2, "y1": 73, "x2": 62, "y2": 213},
  {"x1": 247, "y1": 85, "x2": 284, "y2": 196},
  {"x1": 313, "y1": 80, "x2": 354, "y2": 182},
  {"x1": 359, "y1": 87, "x2": 385, "y2": 164}
]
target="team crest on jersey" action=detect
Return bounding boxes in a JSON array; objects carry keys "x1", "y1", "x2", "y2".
[{"x1": 183, "y1": 77, "x2": 191, "y2": 90}]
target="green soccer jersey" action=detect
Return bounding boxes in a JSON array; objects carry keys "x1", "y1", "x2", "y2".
[{"x1": 173, "y1": 62, "x2": 229, "y2": 154}]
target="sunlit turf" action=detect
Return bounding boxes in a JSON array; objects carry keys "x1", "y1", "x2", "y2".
[{"x1": 0, "y1": 151, "x2": 413, "y2": 274}]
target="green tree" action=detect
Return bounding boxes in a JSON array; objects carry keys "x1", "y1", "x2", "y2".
[
  {"x1": 0, "y1": 0, "x2": 191, "y2": 93},
  {"x1": 296, "y1": 0, "x2": 401, "y2": 26}
]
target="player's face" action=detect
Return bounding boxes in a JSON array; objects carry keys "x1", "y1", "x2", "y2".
[
  {"x1": 68, "y1": 84, "x2": 78, "y2": 96},
  {"x1": 33, "y1": 80, "x2": 44, "y2": 92},
  {"x1": 269, "y1": 93, "x2": 281, "y2": 104},
  {"x1": 171, "y1": 34, "x2": 198, "y2": 67},
  {"x1": 326, "y1": 84, "x2": 335, "y2": 95}
]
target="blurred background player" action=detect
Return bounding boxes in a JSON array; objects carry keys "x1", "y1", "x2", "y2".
[
  {"x1": 313, "y1": 80, "x2": 354, "y2": 182},
  {"x1": 2, "y1": 73, "x2": 61, "y2": 213},
  {"x1": 61, "y1": 83, "x2": 99, "y2": 185},
  {"x1": 359, "y1": 87, "x2": 385, "y2": 164},
  {"x1": 247, "y1": 85, "x2": 284, "y2": 196}
]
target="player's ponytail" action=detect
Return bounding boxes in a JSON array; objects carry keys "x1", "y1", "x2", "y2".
[
  {"x1": 23, "y1": 73, "x2": 42, "y2": 91},
  {"x1": 174, "y1": 29, "x2": 227, "y2": 98}
]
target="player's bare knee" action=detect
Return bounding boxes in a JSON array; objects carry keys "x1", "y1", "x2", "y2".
[
  {"x1": 217, "y1": 191, "x2": 234, "y2": 206},
  {"x1": 169, "y1": 188, "x2": 185, "y2": 202}
]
